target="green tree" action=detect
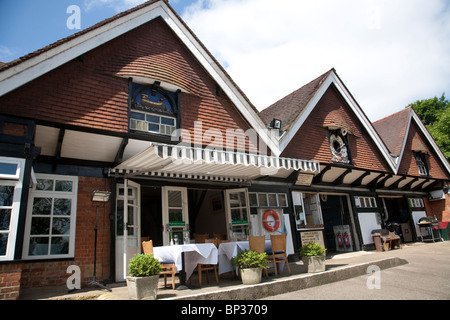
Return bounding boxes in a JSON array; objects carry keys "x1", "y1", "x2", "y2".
[{"x1": 409, "y1": 93, "x2": 450, "y2": 160}]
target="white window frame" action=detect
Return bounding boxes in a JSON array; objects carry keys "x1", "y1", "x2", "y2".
[
  {"x1": 162, "y1": 186, "x2": 188, "y2": 246},
  {"x1": 354, "y1": 196, "x2": 378, "y2": 209},
  {"x1": 408, "y1": 198, "x2": 424, "y2": 208},
  {"x1": 22, "y1": 174, "x2": 78, "y2": 260},
  {"x1": 292, "y1": 191, "x2": 323, "y2": 230},
  {"x1": 0, "y1": 157, "x2": 25, "y2": 261},
  {"x1": 130, "y1": 111, "x2": 177, "y2": 136},
  {"x1": 413, "y1": 152, "x2": 429, "y2": 176},
  {"x1": 0, "y1": 158, "x2": 21, "y2": 180},
  {"x1": 248, "y1": 192, "x2": 288, "y2": 208}
]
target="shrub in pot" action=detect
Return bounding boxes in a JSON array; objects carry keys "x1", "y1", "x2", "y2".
[
  {"x1": 127, "y1": 254, "x2": 162, "y2": 300},
  {"x1": 232, "y1": 250, "x2": 269, "y2": 285},
  {"x1": 299, "y1": 243, "x2": 326, "y2": 273}
]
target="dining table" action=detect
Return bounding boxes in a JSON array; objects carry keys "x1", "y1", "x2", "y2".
[
  {"x1": 218, "y1": 240, "x2": 273, "y2": 275},
  {"x1": 152, "y1": 243, "x2": 218, "y2": 287}
]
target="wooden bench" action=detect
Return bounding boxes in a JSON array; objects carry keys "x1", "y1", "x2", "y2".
[{"x1": 371, "y1": 229, "x2": 401, "y2": 251}]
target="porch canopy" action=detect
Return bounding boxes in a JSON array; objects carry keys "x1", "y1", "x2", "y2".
[{"x1": 110, "y1": 142, "x2": 320, "y2": 182}]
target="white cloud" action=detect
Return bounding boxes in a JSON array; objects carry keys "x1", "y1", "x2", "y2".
[
  {"x1": 182, "y1": 0, "x2": 450, "y2": 121},
  {"x1": 0, "y1": 45, "x2": 15, "y2": 62}
]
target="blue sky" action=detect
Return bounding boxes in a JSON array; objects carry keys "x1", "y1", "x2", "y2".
[
  {"x1": 0, "y1": 0, "x2": 197, "y2": 62},
  {"x1": 1, "y1": 0, "x2": 449, "y2": 122}
]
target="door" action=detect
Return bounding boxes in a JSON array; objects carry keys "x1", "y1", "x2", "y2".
[
  {"x1": 224, "y1": 188, "x2": 250, "y2": 241},
  {"x1": 115, "y1": 180, "x2": 141, "y2": 282},
  {"x1": 162, "y1": 186, "x2": 189, "y2": 245}
]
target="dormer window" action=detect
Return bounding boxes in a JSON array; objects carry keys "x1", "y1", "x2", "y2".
[
  {"x1": 413, "y1": 151, "x2": 428, "y2": 176},
  {"x1": 328, "y1": 129, "x2": 350, "y2": 164},
  {"x1": 129, "y1": 82, "x2": 178, "y2": 137}
]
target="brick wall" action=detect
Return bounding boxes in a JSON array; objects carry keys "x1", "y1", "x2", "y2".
[
  {"x1": 281, "y1": 85, "x2": 392, "y2": 172},
  {"x1": 19, "y1": 176, "x2": 112, "y2": 291},
  {"x1": 1, "y1": 121, "x2": 27, "y2": 137},
  {"x1": 0, "y1": 264, "x2": 22, "y2": 300},
  {"x1": 424, "y1": 194, "x2": 450, "y2": 222},
  {"x1": 397, "y1": 122, "x2": 450, "y2": 180}
]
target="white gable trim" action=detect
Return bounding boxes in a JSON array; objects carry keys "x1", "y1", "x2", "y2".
[
  {"x1": 0, "y1": 2, "x2": 163, "y2": 95},
  {"x1": 395, "y1": 109, "x2": 413, "y2": 173},
  {"x1": 410, "y1": 110, "x2": 450, "y2": 174},
  {"x1": 278, "y1": 70, "x2": 396, "y2": 172},
  {"x1": 0, "y1": 1, "x2": 279, "y2": 156}
]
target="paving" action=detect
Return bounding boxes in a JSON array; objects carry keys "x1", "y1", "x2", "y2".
[{"x1": 18, "y1": 241, "x2": 448, "y2": 300}]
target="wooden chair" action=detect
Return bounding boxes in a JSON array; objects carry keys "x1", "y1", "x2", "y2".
[
  {"x1": 194, "y1": 233, "x2": 209, "y2": 243},
  {"x1": 206, "y1": 238, "x2": 219, "y2": 247},
  {"x1": 267, "y1": 234, "x2": 291, "y2": 276},
  {"x1": 192, "y1": 239, "x2": 219, "y2": 287},
  {"x1": 213, "y1": 233, "x2": 226, "y2": 241},
  {"x1": 142, "y1": 240, "x2": 176, "y2": 289},
  {"x1": 249, "y1": 236, "x2": 269, "y2": 277},
  {"x1": 140, "y1": 236, "x2": 150, "y2": 252}
]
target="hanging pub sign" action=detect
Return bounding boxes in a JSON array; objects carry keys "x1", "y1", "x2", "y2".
[
  {"x1": 131, "y1": 83, "x2": 177, "y2": 116},
  {"x1": 129, "y1": 82, "x2": 178, "y2": 136}
]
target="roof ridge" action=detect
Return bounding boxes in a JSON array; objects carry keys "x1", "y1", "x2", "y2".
[
  {"x1": 260, "y1": 68, "x2": 333, "y2": 114},
  {"x1": 258, "y1": 68, "x2": 334, "y2": 130},
  {"x1": 373, "y1": 106, "x2": 411, "y2": 125}
]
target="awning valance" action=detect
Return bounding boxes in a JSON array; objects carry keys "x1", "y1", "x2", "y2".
[{"x1": 110, "y1": 142, "x2": 320, "y2": 182}]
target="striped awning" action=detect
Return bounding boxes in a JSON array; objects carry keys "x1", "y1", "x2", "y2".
[{"x1": 110, "y1": 142, "x2": 320, "y2": 182}]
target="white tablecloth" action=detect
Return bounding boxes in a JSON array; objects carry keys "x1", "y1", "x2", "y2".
[
  {"x1": 153, "y1": 243, "x2": 218, "y2": 280},
  {"x1": 218, "y1": 240, "x2": 272, "y2": 275}
]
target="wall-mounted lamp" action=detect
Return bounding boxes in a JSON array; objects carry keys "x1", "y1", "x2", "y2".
[
  {"x1": 91, "y1": 190, "x2": 111, "y2": 202},
  {"x1": 270, "y1": 118, "x2": 282, "y2": 130}
]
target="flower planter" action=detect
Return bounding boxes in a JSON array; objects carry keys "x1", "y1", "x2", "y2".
[
  {"x1": 126, "y1": 275, "x2": 159, "y2": 300},
  {"x1": 302, "y1": 255, "x2": 326, "y2": 273},
  {"x1": 240, "y1": 268, "x2": 262, "y2": 285}
]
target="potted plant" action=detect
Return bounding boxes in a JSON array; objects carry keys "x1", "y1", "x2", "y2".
[
  {"x1": 299, "y1": 243, "x2": 326, "y2": 273},
  {"x1": 232, "y1": 250, "x2": 269, "y2": 285},
  {"x1": 126, "y1": 253, "x2": 162, "y2": 300}
]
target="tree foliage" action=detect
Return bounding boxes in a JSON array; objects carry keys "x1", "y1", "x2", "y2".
[{"x1": 409, "y1": 93, "x2": 450, "y2": 160}]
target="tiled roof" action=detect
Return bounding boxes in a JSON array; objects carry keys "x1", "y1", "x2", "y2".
[
  {"x1": 373, "y1": 107, "x2": 411, "y2": 156},
  {"x1": 259, "y1": 69, "x2": 333, "y2": 131}
]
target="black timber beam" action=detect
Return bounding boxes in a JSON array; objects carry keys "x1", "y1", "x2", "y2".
[
  {"x1": 333, "y1": 168, "x2": 352, "y2": 185},
  {"x1": 351, "y1": 170, "x2": 371, "y2": 187},
  {"x1": 389, "y1": 176, "x2": 407, "y2": 190},
  {"x1": 313, "y1": 165, "x2": 331, "y2": 184},
  {"x1": 376, "y1": 174, "x2": 393, "y2": 188},
  {"x1": 401, "y1": 177, "x2": 419, "y2": 191}
]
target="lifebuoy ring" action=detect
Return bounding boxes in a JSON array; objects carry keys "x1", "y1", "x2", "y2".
[{"x1": 262, "y1": 210, "x2": 281, "y2": 232}]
